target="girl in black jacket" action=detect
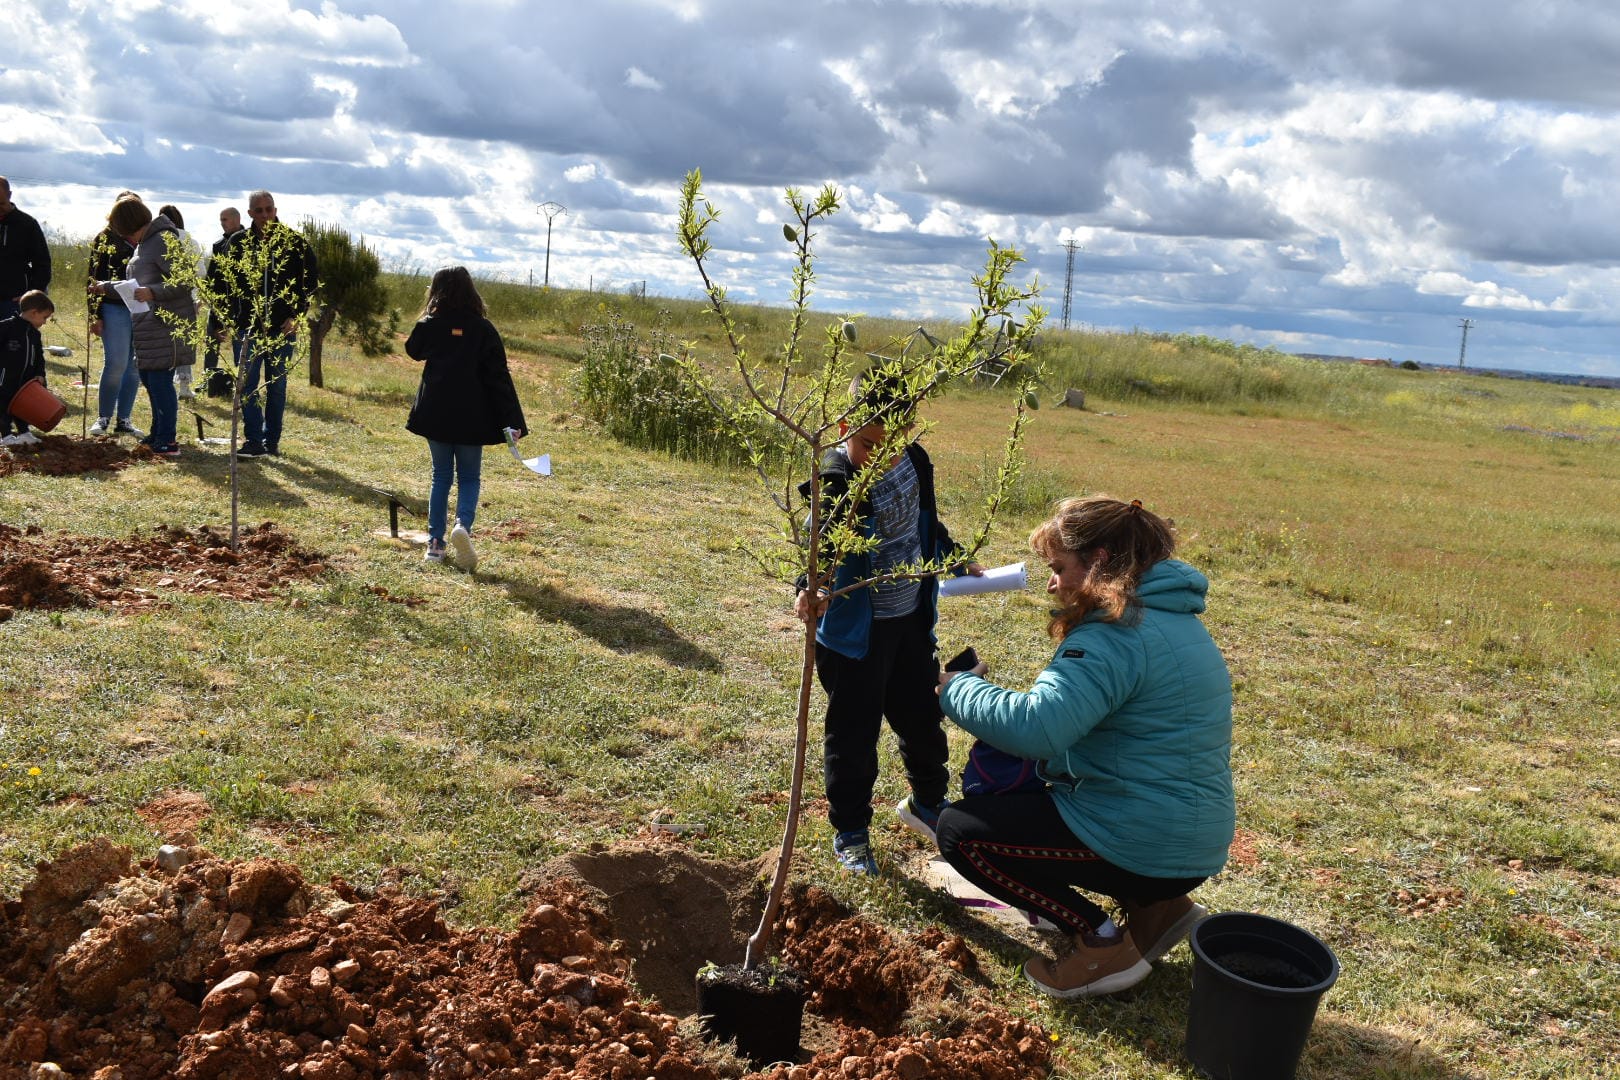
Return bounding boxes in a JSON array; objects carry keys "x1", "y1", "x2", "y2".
[{"x1": 405, "y1": 266, "x2": 526, "y2": 569}]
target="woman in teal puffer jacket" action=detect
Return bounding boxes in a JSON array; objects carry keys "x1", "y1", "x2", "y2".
[{"x1": 936, "y1": 495, "x2": 1234, "y2": 1000}]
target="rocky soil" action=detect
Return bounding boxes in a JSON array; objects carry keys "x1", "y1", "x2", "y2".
[{"x1": 0, "y1": 840, "x2": 1052, "y2": 1079}]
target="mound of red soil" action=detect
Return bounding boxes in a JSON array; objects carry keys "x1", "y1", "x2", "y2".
[
  {"x1": 0, "y1": 841, "x2": 1051, "y2": 1079},
  {"x1": 0, "y1": 434, "x2": 144, "y2": 478},
  {"x1": 0, "y1": 523, "x2": 326, "y2": 614}
]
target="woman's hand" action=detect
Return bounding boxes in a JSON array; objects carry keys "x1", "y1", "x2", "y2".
[
  {"x1": 87, "y1": 282, "x2": 107, "y2": 296},
  {"x1": 90, "y1": 318, "x2": 104, "y2": 338},
  {"x1": 938, "y1": 660, "x2": 989, "y2": 694},
  {"x1": 794, "y1": 588, "x2": 829, "y2": 626},
  {"x1": 133, "y1": 287, "x2": 154, "y2": 303}
]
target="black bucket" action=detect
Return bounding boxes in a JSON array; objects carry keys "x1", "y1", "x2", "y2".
[{"x1": 1184, "y1": 912, "x2": 1339, "y2": 1080}]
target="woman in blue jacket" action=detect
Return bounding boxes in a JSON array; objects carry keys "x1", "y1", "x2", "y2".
[{"x1": 937, "y1": 495, "x2": 1234, "y2": 999}]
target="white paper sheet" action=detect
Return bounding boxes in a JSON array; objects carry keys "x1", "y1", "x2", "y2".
[
  {"x1": 505, "y1": 429, "x2": 551, "y2": 476},
  {"x1": 111, "y1": 279, "x2": 149, "y2": 313},
  {"x1": 938, "y1": 561, "x2": 1026, "y2": 597}
]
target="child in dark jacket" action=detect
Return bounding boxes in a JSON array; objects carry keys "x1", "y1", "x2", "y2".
[
  {"x1": 405, "y1": 266, "x2": 527, "y2": 571},
  {"x1": 0, "y1": 290, "x2": 53, "y2": 444},
  {"x1": 794, "y1": 371, "x2": 983, "y2": 874}
]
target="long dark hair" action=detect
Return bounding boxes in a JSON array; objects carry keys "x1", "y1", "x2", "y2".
[
  {"x1": 1031, "y1": 495, "x2": 1176, "y2": 636},
  {"x1": 422, "y1": 266, "x2": 486, "y2": 319}
]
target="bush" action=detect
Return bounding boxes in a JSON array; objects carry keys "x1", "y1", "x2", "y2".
[{"x1": 577, "y1": 311, "x2": 799, "y2": 471}]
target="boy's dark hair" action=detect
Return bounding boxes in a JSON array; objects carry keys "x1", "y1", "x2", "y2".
[
  {"x1": 847, "y1": 365, "x2": 918, "y2": 430},
  {"x1": 158, "y1": 203, "x2": 185, "y2": 229},
  {"x1": 18, "y1": 290, "x2": 54, "y2": 315},
  {"x1": 422, "y1": 265, "x2": 486, "y2": 319},
  {"x1": 107, "y1": 197, "x2": 153, "y2": 239}
]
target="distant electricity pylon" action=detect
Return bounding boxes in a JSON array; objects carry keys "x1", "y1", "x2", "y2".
[
  {"x1": 536, "y1": 201, "x2": 567, "y2": 288},
  {"x1": 1457, "y1": 318, "x2": 1474, "y2": 369},
  {"x1": 1061, "y1": 240, "x2": 1080, "y2": 330}
]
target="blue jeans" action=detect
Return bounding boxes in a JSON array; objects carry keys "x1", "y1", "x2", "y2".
[
  {"x1": 237, "y1": 334, "x2": 292, "y2": 449},
  {"x1": 139, "y1": 368, "x2": 178, "y2": 447},
  {"x1": 97, "y1": 304, "x2": 140, "y2": 422},
  {"x1": 427, "y1": 441, "x2": 483, "y2": 542}
]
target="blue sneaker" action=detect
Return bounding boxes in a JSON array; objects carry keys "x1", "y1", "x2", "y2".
[
  {"x1": 896, "y1": 794, "x2": 950, "y2": 843},
  {"x1": 833, "y1": 829, "x2": 878, "y2": 875}
]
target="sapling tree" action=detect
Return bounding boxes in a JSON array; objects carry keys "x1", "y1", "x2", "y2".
[
  {"x1": 675, "y1": 169, "x2": 1045, "y2": 968},
  {"x1": 162, "y1": 227, "x2": 313, "y2": 550}
]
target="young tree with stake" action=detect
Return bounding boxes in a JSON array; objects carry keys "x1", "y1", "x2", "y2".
[{"x1": 676, "y1": 169, "x2": 1044, "y2": 968}]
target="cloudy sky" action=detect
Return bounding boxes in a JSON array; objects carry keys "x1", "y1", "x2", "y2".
[{"x1": 6, "y1": 0, "x2": 1620, "y2": 377}]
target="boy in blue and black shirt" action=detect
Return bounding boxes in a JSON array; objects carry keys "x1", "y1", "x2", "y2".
[
  {"x1": 795, "y1": 372, "x2": 983, "y2": 873},
  {"x1": 1, "y1": 290, "x2": 53, "y2": 443}
]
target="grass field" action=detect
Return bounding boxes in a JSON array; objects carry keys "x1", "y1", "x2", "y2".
[{"x1": 3, "y1": 279, "x2": 1617, "y2": 1079}]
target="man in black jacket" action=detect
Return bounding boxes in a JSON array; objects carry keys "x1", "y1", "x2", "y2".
[
  {"x1": 216, "y1": 190, "x2": 316, "y2": 456},
  {"x1": 202, "y1": 206, "x2": 244, "y2": 397},
  {"x1": 0, "y1": 177, "x2": 52, "y2": 319}
]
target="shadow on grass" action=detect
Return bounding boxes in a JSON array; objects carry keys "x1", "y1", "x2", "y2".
[
  {"x1": 886, "y1": 865, "x2": 1474, "y2": 1079},
  {"x1": 490, "y1": 575, "x2": 723, "y2": 672}
]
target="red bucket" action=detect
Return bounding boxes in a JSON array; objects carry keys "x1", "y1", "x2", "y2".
[{"x1": 8, "y1": 378, "x2": 67, "y2": 432}]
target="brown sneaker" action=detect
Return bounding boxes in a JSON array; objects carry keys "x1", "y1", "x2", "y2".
[
  {"x1": 1122, "y1": 895, "x2": 1208, "y2": 962},
  {"x1": 1023, "y1": 932, "x2": 1151, "y2": 999}
]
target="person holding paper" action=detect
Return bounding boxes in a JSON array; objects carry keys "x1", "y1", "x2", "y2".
[
  {"x1": 92, "y1": 199, "x2": 197, "y2": 457},
  {"x1": 936, "y1": 496, "x2": 1234, "y2": 999},
  {"x1": 85, "y1": 192, "x2": 145, "y2": 438},
  {"x1": 405, "y1": 266, "x2": 526, "y2": 570}
]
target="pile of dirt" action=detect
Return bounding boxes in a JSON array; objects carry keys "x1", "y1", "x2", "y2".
[
  {"x1": 0, "y1": 839, "x2": 1051, "y2": 1079},
  {"x1": 0, "y1": 523, "x2": 326, "y2": 617},
  {"x1": 0, "y1": 434, "x2": 144, "y2": 478}
]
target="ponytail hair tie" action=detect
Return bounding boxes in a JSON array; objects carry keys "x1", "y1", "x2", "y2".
[{"x1": 1129, "y1": 499, "x2": 1143, "y2": 513}]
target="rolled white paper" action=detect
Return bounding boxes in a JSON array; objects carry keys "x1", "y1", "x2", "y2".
[{"x1": 939, "y1": 561, "x2": 1026, "y2": 597}]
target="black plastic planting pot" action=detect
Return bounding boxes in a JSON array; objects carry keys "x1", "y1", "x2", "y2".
[
  {"x1": 695, "y1": 962, "x2": 806, "y2": 1068},
  {"x1": 1184, "y1": 912, "x2": 1340, "y2": 1080}
]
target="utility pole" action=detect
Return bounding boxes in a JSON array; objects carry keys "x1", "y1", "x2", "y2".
[
  {"x1": 1457, "y1": 318, "x2": 1474, "y2": 369},
  {"x1": 1061, "y1": 240, "x2": 1080, "y2": 330},
  {"x1": 536, "y1": 202, "x2": 567, "y2": 288}
]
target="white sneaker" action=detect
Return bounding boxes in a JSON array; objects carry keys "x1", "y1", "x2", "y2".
[
  {"x1": 14, "y1": 431, "x2": 41, "y2": 445},
  {"x1": 1, "y1": 434, "x2": 24, "y2": 447},
  {"x1": 114, "y1": 420, "x2": 145, "y2": 438},
  {"x1": 449, "y1": 522, "x2": 477, "y2": 571},
  {"x1": 89, "y1": 417, "x2": 111, "y2": 435}
]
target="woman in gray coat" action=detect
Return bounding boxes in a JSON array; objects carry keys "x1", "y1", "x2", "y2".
[{"x1": 93, "y1": 197, "x2": 197, "y2": 456}]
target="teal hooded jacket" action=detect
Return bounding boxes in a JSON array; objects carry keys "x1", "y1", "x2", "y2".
[{"x1": 940, "y1": 558, "x2": 1235, "y2": 879}]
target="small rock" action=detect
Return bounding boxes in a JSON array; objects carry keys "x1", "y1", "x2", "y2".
[
  {"x1": 894, "y1": 1049, "x2": 929, "y2": 1080},
  {"x1": 29, "y1": 1066, "x2": 66, "y2": 1079},
  {"x1": 323, "y1": 901, "x2": 357, "y2": 923},
  {"x1": 201, "y1": 969, "x2": 261, "y2": 1012},
  {"x1": 268, "y1": 975, "x2": 294, "y2": 1006},
  {"x1": 221, "y1": 912, "x2": 253, "y2": 945},
  {"x1": 345, "y1": 1023, "x2": 369, "y2": 1046},
  {"x1": 309, "y1": 966, "x2": 331, "y2": 993},
  {"x1": 156, "y1": 845, "x2": 192, "y2": 872},
  {"x1": 198, "y1": 1031, "x2": 231, "y2": 1049},
  {"x1": 331, "y1": 959, "x2": 360, "y2": 984}
]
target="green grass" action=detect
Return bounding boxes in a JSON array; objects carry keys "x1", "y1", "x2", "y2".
[{"x1": 5, "y1": 269, "x2": 1618, "y2": 1079}]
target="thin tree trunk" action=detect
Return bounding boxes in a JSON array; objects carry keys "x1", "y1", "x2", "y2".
[
  {"x1": 745, "y1": 620, "x2": 816, "y2": 968},
  {"x1": 308, "y1": 309, "x2": 336, "y2": 388}
]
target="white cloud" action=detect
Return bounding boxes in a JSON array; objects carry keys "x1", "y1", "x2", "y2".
[{"x1": 4, "y1": 0, "x2": 1618, "y2": 375}]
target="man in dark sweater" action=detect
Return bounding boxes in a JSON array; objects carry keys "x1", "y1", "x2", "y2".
[{"x1": 0, "y1": 177, "x2": 52, "y2": 320}]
